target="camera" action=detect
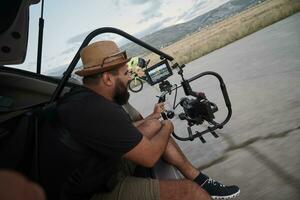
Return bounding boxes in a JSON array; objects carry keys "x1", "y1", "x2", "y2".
[{"x1": 179, "y1": 97, "x2": 218, "y2": 126}]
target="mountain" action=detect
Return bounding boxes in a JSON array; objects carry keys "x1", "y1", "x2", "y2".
[{"x1": 121, "y1": 0, "x2": 265, "y2": 57}]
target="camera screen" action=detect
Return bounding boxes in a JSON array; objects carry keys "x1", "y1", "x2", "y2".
[{"x1": 145, "y1": 60, "x2": 173, "y2": 85}]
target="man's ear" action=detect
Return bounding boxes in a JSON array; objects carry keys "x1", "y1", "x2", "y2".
[{"x1": 101, "y1": 72, "x2": 115, "y2": 86}]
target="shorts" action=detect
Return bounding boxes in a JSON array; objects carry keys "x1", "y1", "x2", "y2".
[{"x1": 90, "y1": 159, "x2": 160, "y2": 200}]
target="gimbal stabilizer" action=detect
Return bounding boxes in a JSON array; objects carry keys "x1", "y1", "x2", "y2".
[{"x1": 157, "y1": 64, "x2": 232, "y2": 143}]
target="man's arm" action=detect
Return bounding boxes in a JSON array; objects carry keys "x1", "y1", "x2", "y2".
[
  {"x1": 145, "y1": 102, "x2": 164, "y2": 120},
  {"x1": 123, "y1": 120, "x2": 173, "y2": 167},
  {"x1": 132, "y1": 103, "x2": 164, "y2": 128}
]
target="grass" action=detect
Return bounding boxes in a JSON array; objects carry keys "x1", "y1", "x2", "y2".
[{"x1": 145, "y1": 0, "x2": 300, "y2": 66}]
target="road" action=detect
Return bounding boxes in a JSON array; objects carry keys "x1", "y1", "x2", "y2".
[{"x1": 129, "y1": 13, "x2": 300, "y2": 199}]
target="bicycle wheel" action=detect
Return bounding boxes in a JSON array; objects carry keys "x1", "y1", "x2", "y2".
[{"x1": 128, "y1": 78, "x2": 143, "y2": 93}]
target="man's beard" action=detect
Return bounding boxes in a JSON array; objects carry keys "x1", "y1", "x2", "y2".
[{"x1": 113, "y1": 78, "x2": 130, "y2": 105}]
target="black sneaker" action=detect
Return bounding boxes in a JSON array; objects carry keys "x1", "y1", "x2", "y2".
[{"x1": 201, "y1": 178, "x2": 240, "y2": 199}]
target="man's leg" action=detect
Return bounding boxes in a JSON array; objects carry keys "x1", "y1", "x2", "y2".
[
  {"x1": 159, "y1": 179, "x2": 211, "y2": 200},
  {"x1": 135, "y1": 119, "x2": 200, "y2": 179},
  {"x1": 162, "y1": 137, "x2": 200, "y2": 179},
  {"x1": 92, "y1": 176, "x2": 211, "y2": 200},
  {"x1": 136, "y1": 119, "x2": 240, "y2": 199}
]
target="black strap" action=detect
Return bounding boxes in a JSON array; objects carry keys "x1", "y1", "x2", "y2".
[
  {"x1": 0, "y1": 102, "x2": 47, "y2": 113},
  {"x1": 0, "y1": 102, "x2": 48, "y2": 124}
]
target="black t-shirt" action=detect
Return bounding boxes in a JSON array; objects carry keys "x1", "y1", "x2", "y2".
[{"x1": 39, "y1": 86, "x2": 142, "y2": 200}]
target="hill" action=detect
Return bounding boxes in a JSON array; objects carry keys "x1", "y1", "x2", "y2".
[{"x1": 121, "y1": 0, "x2": 266, "y2": 57}]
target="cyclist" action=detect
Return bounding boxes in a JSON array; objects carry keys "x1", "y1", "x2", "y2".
[{"x1": 127, "y1": 57, "x2": 146, "y2": 77}]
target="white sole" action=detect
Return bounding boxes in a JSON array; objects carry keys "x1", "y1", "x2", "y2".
[{"x1": 211, "y1": 189, "x2": 240, "y2": 199}]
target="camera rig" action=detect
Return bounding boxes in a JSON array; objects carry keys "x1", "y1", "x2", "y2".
[
  {"x1": 51, "y1": 27, "x2": 232, "y2": 143},
  {"x1": 143, "y1": 58, "x2": 232, "y2": 142},
  {"x1": 157, "y1": 64, "x2": 232, "y2": 142}
]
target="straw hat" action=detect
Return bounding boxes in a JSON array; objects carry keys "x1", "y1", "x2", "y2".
[{"x1": 75, "y1": 41, "x2": 130, "y2": 77}]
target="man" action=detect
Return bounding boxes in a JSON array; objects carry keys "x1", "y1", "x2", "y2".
[{"x1": 39, "y1": 40, "x2": 239, "y2": 200}]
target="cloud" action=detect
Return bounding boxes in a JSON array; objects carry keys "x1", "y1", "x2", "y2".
[
  {"x1": 141, "y1": 17, "x2": 174, "y2": 34},
  {"x1": 61, "y1": 46, "x2": 77, "y2": 55},
  {"x1": 134, "y1": 22, "x2": 163, "y2": 38},
  {"x1": 113, "y1": 0, "x2": 162, "y2": 23},
  {"x1": 138, "y1": 12, "x2": 162, "y2": 24},
  {"x1": 177, "y1": 0, "x2": 230, "y2": 23},
  {"x1": 107, "y1": 18, "x2": 173, "y2": 46},
  {"x1": 128, "y1": 0, "x2": 150, "y2": 5},
  {"x1": 178, "y1": 0, "x2": 206, "y2": 22},
  {"x1": 139, "y1": 0, "x2": 162, "y2": 23},
  {"x1": 67, "y1": 30, "x2": 92, "y2": 45},
  {"x1": 114, "y1": 0, "x2": 156, "y2": 6},
  {"x1": 67, "y1": 30, "x2": 122, "y2": 45},
  {"x1": 121, "y1": 16, "x2": 174, "y2": 45},
  {"x1": 111, "y1": 0, "x2": 120, "y2": 7}
]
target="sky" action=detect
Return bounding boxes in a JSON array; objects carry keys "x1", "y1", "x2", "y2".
[{"x1": 12, "y1": 0, "x2": 231, "y2": 74}]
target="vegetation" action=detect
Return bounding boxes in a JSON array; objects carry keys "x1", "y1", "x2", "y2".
[{"x1": 145, "y1": 0, "x2": 300, "y2": 66}]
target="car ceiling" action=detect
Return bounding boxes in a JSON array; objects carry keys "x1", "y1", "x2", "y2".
[{"x1": 0, "y1": 0, "x2": 40, "y2": 65}]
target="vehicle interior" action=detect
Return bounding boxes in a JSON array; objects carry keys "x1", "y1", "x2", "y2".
[{"x1": 0, "y1": 0, "x2": 63, "y2": 121}]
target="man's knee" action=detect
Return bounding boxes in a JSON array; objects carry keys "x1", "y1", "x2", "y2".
[
  {"x1": 146, "y1": 119, "x2": 162, "y2": 129},
  {"x1": 138, "y1": 119, "x2": 162, "y2": 138},
  {"x1": 159, "y1": 179, "x2": 211, "y2": 200}
]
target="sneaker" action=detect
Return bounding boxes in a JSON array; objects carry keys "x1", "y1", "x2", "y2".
[{"x1": 201, "y1": 178, "x2": 240, "y2": 199}]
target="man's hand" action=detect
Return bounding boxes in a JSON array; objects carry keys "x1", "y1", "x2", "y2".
[
  {"x1": 151, "y1": 103, "x2": 165, "y2": 119},
  {"x1": 161, "y1": 119, "x2": 174, "y2": 133},
  {"x1": 132, "y1": 103, "x2": 165, "y2": 128}
]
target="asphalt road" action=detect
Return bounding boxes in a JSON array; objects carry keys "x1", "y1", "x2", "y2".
[{"x1": 129, "y1": 13, "x2": 300, "y2": 199}]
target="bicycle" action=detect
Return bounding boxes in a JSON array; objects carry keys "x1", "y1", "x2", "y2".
[
  {"x1": 127, "y1": 57, "x2": 150, "y2": 93},
  {"x1": 128, "y1": 73, "x2": 149, "y2": 92}
]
